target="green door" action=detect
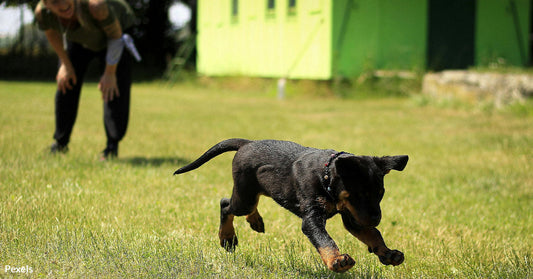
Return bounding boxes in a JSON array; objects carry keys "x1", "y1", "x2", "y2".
[{"x1": 427, "y1": 0, "x2": 476, "y2": 70}]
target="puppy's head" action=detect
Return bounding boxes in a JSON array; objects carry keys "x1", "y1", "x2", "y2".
[{"x1": 333, "y1": 155, "x2": 408, "y2": 227}]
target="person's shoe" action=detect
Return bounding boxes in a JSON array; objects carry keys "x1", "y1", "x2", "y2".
[
  {"x1": 100, "y1": 145, "x2": 118, "y2": 161},
  {"x1": 50, "y1": 142, "x2": 68, "y2": 154}
]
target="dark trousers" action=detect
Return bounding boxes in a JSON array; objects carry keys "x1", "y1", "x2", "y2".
[{"x1": 54, "y1": 42, "x2": 132, "y2": 148}]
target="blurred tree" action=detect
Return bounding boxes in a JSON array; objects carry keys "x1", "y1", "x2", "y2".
[
  {"x1": 126, "y1": 0, "x2": 174, "y2": 69},
  {"x1": 1, "y1": 0, "x2": 39, "y2": 10}
]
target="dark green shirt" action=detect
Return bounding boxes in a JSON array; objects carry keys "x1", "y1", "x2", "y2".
[{"x1": 36, "y1": 0, "x2": 135, "y2": 51}]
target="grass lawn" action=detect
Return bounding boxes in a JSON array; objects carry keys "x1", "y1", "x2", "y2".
[{"x1": 0, "y1": 80, "x2": 531, "y2": 278}]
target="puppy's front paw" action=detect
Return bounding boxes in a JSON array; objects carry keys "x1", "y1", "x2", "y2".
[
  {"x1": 329, "y1": 254, "x2": 355, "y2": 273},
  {"x1": 378, "y1": 249, "x2": 404, "y2": 266},
  {"x1": 220, "y1": 235, "x2": 238, "y2": 252}
]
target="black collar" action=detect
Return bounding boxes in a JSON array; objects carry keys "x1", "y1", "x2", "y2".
[{"x1": 322, "y1": 151, "x2": 346, "y2": 200}]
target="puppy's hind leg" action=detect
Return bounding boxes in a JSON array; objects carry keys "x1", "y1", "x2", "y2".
[
  {"x1": 219, "y1": 198, "x2": 238, "y2": 251},
  {"x1": 220, "y1": 173, "x2": 264, "y2": 250}
]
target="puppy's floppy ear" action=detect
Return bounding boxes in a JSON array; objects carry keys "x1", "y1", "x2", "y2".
[{"x1": 379, "y1": 155, "x2": 409, "y2": 174}]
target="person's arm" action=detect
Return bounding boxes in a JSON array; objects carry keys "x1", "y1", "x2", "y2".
[
  {"x1": 36, "y1": 4, "x2": 77, "y2": 94},
  {"x1": 89, "y1": 0, "x2": 123, "y2": 102},
  {"x1": 45, "y1": 29, "x2": 78, "y2": 94}
]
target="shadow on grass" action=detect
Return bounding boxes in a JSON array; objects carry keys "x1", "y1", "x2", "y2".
[{"x1": 120, "y1": 156, "x2": 190, "y2": 167}]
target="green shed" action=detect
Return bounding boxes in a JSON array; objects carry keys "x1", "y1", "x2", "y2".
[{"x1": 197, "y1": 0, "x2": 531, "y2": 79}]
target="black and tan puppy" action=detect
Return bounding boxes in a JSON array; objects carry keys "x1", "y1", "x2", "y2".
[{"x1": 174, "y1": 138, "x2": 408, "y2": 273}]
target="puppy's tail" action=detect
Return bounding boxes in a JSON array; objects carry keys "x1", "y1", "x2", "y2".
[{"x1": 174, "y1": 138, "x2": 252, "y2": 175}]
